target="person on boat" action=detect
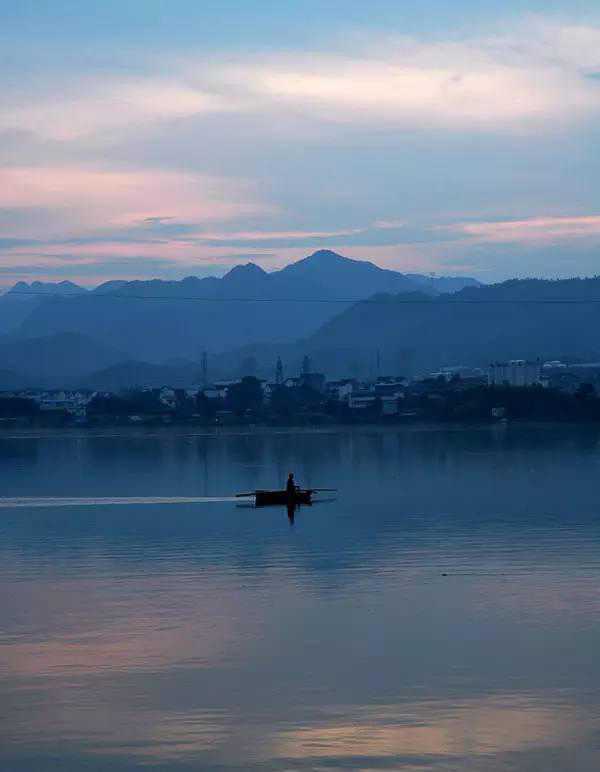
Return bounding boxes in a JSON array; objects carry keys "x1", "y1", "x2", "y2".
[{"x1": 286, "y1": 472, "x2": 297, "y2": 496}]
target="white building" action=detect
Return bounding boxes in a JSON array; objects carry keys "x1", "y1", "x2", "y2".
[
  {"x1": 326, "y1": 379, "x2": 356, "y2": 402},
  {"x1": 348, "y1": 395, "x2": 377, "y2": 410},
  {"x1": 488, "y1": 360, "x2": 542, "y2": 387}
]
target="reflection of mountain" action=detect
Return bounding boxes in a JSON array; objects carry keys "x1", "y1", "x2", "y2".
[{"x1": 10, "y1": 251, "x2": 478, "y2": 362}]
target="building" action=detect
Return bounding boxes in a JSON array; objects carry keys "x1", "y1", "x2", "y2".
[
  {"x1": 542, "y1": 363, "x2": 600, "y2": 394},
  {"x1": 348, "y1": 394, "x2": 378, "y2": 410},
  {"x1": 19, "y1": 389, "x2": 96, "y2": 416},
  {"x1": 373, "y1": 377, "x2": 406, "y2": 398},
  {"x1": 202, "y1": 380, "x2": 240, "y2": 401},
  {"x1": 488, "y1": 360, "x2": 542, "y2": 387},
  {"x1": 299, "y1": 372, "x2": 326, "y2": 393},
  {"x1": 381, "y1": 396, "x2": 400, "y2": 416},
  {"x1": 326, "y1": 379, "x2": 357, "y2": 402},
  {"x1": 424, "y1": 366, "x2": 485, "y2": 382}
]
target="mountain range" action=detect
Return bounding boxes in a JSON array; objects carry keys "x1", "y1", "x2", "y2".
[
  {"x1": 300, "y1": 277, "x2": 600, "y2": 375},
  {"x1": 9, "y1": 252, "x2": 599, "y2": 389},
  {"x1": 0, "y1": 332, "x2": 125, "y2": 387},
  {"x1": 4, "y1": 251, "x2": 479, "y2": 365},
  {"x1": 0, "y1": 280, "x2": 87, "y2": 337}
]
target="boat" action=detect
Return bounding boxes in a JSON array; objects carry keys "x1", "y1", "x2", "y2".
[
  {"x1": 255, "y1": 489, "x2": 313, "y2": 507},
  {"x1": 235, "y1": 487, "x2": 336, "y2": 507}
]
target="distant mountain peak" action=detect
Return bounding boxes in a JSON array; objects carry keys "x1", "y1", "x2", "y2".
[
  {"x1": 8, "y1": 280, "x2": 86, "y2": 296},
  {"x1": 10, "y1": 281, "x2": 29, "y2": 292},
  {"x1": 307, "y1": 249, "x2": 346, "y2": 261},
  {"x1": 224, "y1": 262, "x2": 267, "y2": 279},
  {"x1": 303, "y1": 249, "x2": 370, "y2": 267},
  {"x1": 92, "y1": 280, "x2": 130, "y2": 294}
]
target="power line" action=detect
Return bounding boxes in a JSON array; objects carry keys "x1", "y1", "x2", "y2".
[{"x1": 8, "y1": 290, "x2": 600, "y2": 305}]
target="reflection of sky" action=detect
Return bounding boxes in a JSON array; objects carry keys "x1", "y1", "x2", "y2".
[
  {"x1": 3, "y1": 566, "x2": 600, "y2": 769},
  {"x1": 2, "y1": 2, "x2": 600, "y2": 285},
  {"x1": 2, "y1": 427, "x2": 600, "y2": 769}
]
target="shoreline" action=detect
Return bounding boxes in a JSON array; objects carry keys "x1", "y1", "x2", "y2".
[{"x1": 1, "y1": 420, "x2": 599, "y2": 439}]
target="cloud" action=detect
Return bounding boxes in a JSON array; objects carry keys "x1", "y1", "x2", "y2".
[
  {"x1": 0, "y1": 166, "x2": 272, "y2": 237},
  {"x1": 525, "y1": 21, "x2": 600, "y2": 72},
  {"x1": 215, "y1": 22, "x2": 600, "y2": 131},
  {"x1": 374, "y1": 219, "x2": 406, "y2": 230},
  {"x1": 2, "y1": 18, "x2": 600, "y2": 286},
  {"x1": 450, "y1": 214, "x2": 600, "y2": 244},
  {"x1": 3, "y1": 20, "x2": 600, "y2": 146},
  {"x1": 1, "y1": 77, "x2": 235, "y2": 141},
  {"x1": 197, "y1": 227, "x2": 363, "y2": 241}
]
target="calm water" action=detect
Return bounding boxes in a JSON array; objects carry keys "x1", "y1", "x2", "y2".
[{"x1": 2, "y1": 425, "x2": 600, "y2": 771}]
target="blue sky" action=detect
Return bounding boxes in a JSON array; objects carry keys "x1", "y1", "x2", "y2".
[{"x1": 1, "y1": 1, "x2": 600, "y2": 287}]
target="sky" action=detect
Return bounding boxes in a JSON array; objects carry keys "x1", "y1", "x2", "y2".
[{"x1": 1, "y1": 0, "x2": 600, "y2": 288}]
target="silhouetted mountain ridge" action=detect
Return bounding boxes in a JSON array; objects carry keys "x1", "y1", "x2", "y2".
[
  {"x1": 0, "y1": 332, "x2": 125, "y2": 386},
  {"x1": 81, "y1": 360, "x2": 199, "y2": 391},
  {"x1": 303, "y1": 276, "x2": 600, "y2": 374},
  {"x1": 0, "y1": 280, "x2": 88, "y2": 336},
  {"x1": 15, "y1": 250, "x2": 479, "y2": 360},
  {"x1": 9, "y1": 280, "x2": 87, "y2": 296}
]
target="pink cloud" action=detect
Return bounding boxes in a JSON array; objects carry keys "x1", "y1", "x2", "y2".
[
  {"x1": 451, "y1": 215, "x2": 600, "y2": 244},
  {"x1": 193, "y1": 227, "x2": 364, "y2": 241},
  {"x1": 0, "y1": 166, "x2": 272, "y2": 238},
  {"x1": 1, "y1": 78, "x2": 234, "y2": 141},
  {"x1": 220, "y1": 22, "x2": 600, "y2": 132}
]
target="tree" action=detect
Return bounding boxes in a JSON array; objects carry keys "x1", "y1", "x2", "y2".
[
  {"x1": 576, "y1": 382, "x2": 595, "y2": 400},
  {"x1": 0, "y1": 398, "x2": 39, "y2": 417},
  {"x1": 87, "y1": 390, "x2": 167, "y2": 416},
  {"x1": 226, "y1": 377, "x2": 263, "y2": 416}
]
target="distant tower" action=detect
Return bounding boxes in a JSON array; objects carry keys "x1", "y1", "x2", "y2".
[
  {"x1": 275, "y1": 356, "x2": 283, "y2": 385},
  {"x1": 201, "y1": 350, "x2": 208, "y2": 387},
  {"x1": 376, "y1": 348, "x2": 381, "y2": 377},
  {"x1": 302, "y1": 354, "x2": 311, "y2": 375}
]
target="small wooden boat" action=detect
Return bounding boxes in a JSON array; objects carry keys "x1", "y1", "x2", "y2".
[
  {"x1": 255, "y1": 489, "x2": 313, "y2": 507},
  {"x1": 236, "y1": 487, "x2": 336, "y2": 507}
]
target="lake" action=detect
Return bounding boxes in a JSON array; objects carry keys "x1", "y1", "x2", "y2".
[{"x1": 1, "y1": 425, "x2": 600, "y2": 771}]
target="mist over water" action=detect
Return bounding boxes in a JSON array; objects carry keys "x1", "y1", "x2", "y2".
[{"x1": 2, "y1": 425, "x2": 600, "y2": 771}]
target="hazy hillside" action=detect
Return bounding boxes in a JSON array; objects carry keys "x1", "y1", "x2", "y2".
[
  {"x1": 16, "y1": 251, "x2": 479, "y2": 362},
  {"x1": 0, "y1": 332, "x2": 125, "y2": 385},
  {"x1": 279, "y1": 250, "x2": 480, "y2": 297},
  {"x1": 9, "y1": 280, "x2": 87, "y2": 297},
  {"x1": 405, "y1": 273, "x2": 481, "y2": 293},
  {"x1": 0, "y1": 281, "x2": 87, "y2": 335},
  {"x1": 5, "y1": 273, "x2": 600, "y2": 385},
  {"x1": 82, "y1": 360, "x2": 200, "y2": 391},
  {"x1": 277, "y1": 250, "x2": 445, "y2": 297},
  {"x1": 0, "y1": 369, "x2": 31, "y2": 390},
  {"x1": 302, "y1": 277, "x2": 600, "y2": 375}
]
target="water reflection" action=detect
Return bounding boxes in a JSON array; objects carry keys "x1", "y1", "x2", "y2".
[
  {"x1": 287, "y1": 500, "x2": 296, "y2": 526},
  {"x1": 2, "y1": 426, "x2": 600, "y2": 770}
]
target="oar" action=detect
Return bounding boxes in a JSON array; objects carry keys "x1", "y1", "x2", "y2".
[
  {"x1": 235, "y1": 492, "x2": 256, "y2": 498},
  {"x1": 307, "y1": 488, "x2": 338, "y2": 493}
]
